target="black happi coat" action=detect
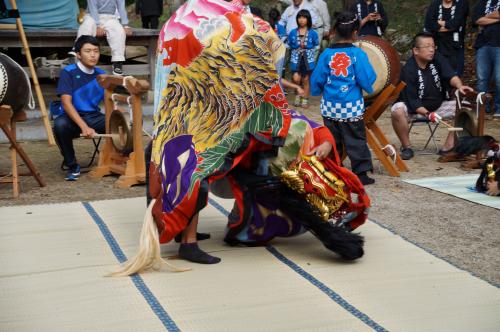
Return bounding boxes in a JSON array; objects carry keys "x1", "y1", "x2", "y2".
[{"x1": 399, "y1": 53, "x2": 455, "y2": 114}]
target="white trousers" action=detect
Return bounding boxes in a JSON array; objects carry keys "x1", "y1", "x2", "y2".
[{"x1": 77, "y1": 14, "x2": 126, "y2": 62}]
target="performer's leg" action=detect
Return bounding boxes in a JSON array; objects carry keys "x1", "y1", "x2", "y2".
[
  {"x1": 53, "y1": 114, "x2": 82, "y2": 168},
  {"x1": 391, "y1": 102, "x2": 411, "y2": 148},
  {"x1": 342, "y1": 120, "x2": 374, "y2": 185},
  {"x1": 150, "y1": 16, "x2": 159, "y2": 29},
  {"x1": 302, "y1": 73, "x2": 310, "y2": 105},
  {"x1": 178, "y1": 213, "x2": 220, "y2": 264},
  {"x1": 323, "y1": 117, "x2": 344, "y2": 159},
  {"x1": 77, "y1": 15, "x2": 97, "y2": 38},
  {"x1": 141, "y1": 16, "x2": 150, "y2": 29},
  {"x1": 102, "y1": 17, "x2": 126, "y2": 62}
]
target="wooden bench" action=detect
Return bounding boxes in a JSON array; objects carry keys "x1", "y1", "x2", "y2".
[{"x1": 0, "y1": 28, "x2": 159, "y2": 88}]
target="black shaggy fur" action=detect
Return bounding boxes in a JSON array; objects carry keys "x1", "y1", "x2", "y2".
[
  {"x1": 277, "y1": 185, "x2": 364, "y2": 260},
  {"x1": 454, "y1": 135, "x2": 497, "y2": 156}
]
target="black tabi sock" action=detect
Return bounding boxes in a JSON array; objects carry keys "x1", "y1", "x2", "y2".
[{"x1": 178, "y1": 243, "x2": 221, "y2": 264}]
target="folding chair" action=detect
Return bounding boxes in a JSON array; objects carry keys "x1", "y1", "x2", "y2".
[{"x1": 408, "y1": 116, "x2": 440, "y2": 154}]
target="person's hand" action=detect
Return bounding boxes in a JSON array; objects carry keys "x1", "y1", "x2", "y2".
[
  {"x1": 124, "y1": 26, "x2": 133, "y2": 37},
  {"x1": 309, "y1": 141, "x2": 332, "y2": 160},
  {"x1": 296, "y1": 86, "x2": 305, "y2": 97},
  {"x1": 427, "y1": 112, "x2": 442, "y2": 123},
  {"x1": 438, "y1": 20, "x2": 446, "y2": 27},
  {"x1": 323, "y1": 30, "x2": 330, "y2": 39},
  {"x1": 96, "y1": 26, "x2": 105, "y2": 37},
  {"x1": 458, "y1": 85, "x2": 474, "y2": 95},
  {"x1": 486, "y1": 180, "x2": 500, "y2": 196},
  {"x1": 81, "y1": 126, "x2": 96, "y2": 138},
  {"x1": 368, "y1": 12, "x2": 379, "y2": 21}
]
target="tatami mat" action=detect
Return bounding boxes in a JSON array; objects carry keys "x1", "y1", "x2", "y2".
[
  {"x1": 404, "y1": 174, "x2": 500, "y2": 210},
  {"x1": 1, "y1": 197, "x2": 499, "y2": 331}
]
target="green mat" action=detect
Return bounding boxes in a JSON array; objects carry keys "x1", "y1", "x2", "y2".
[{"x1": 404, "y1": 174, "x2": 500, "y2": 210}]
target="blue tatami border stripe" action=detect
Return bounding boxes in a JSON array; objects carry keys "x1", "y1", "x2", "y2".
[
  {"x1": 207, "y1": 198, "x2": 388, "y2": 332},
  {"x1": 82, "y1": 202, "x2": 180, "y2": 332}
]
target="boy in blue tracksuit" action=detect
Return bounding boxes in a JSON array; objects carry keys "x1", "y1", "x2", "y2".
[{"x1": 311, "y1": 11, "x2": 377, "y2": 185}]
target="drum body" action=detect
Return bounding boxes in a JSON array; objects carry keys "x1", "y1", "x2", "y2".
[
  {"x1": 353, "y1": 36, "x2": 400, "y2": 99},
  {"x1": 109, "y1": 109, "x2": 133, "y2": 153},
  {"x1": 454, "y1": 107, "x2": 479, "y2": 137},
  {"x1": 0, "y1": 53, "x2": 30, "y2": 112}
]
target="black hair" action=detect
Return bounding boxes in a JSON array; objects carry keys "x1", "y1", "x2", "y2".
[
  {"x1": 333, "y1": 11, "x2": 360, "y2": 39},
  {"x1": 251, "y1": 6, "x2": 263, "y2": 19},
  {"x1": 412, "y1": 31, "x2": 435, "y2": 49},
  {"x1": 268, "y1": 7, "x2": 281, "y2": 24},
  {"x1": 296, "y1": 9, "x2": 312, "y2": 29},
  {"x1": 74, "y1": 35, "x2": 100, "y2": 53}
]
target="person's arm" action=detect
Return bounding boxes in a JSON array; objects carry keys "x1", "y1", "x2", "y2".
[
  {"x1": 288, "y1": 29, "x2": 298, "y2": 49},
  {"x1": 281, "y1": 78, "x2": 305, "y2": 96},
  {"x1": 474, "y1": 1, "x2": 500, "y2": 26},
  {"x1": 400, "y1": 65, "x2": 426, "y2": 116},
  {"x1": 117, "y1": 0, "x2": 129, "y2": 26},
  {"x1": 87, "y1": 0, "x2": 100, "y2": 26},
  {"x1": 320, "y1": 0, "x2": 331, "y2": 34},
  {"x1": 450, "y1": 76, "x2": 474, "y2": 95},
  {"x1": 424, "y1": 1, "x2": 440, "y2": 32},
  {"x1": 354, "y1": 50, "x2": 376, "y2": 94},
  {"x1": 309, "y1": 4, "x2": 321, "y2": 29},
  {"x1": 309, "y1": 126, "x2": 334, "y2": 160},
  {"x1": 377, "y1": 2, "x2": 388, "y2": 32},
  {"x1": 135, "y1": 0, "x2": 142, "y2": 15},
  {"x1": 278, "y1": 7, "x2": 289, "y2": 31},
  {"x1": 310, "y1": 52, "x2": 328, "y2": 96},
  {"x1": 311, "y1": 29, "x2": 320, "y2": 49},
  {"x1": 61, "y1": 95, "x2": 96, "y2": 137}
]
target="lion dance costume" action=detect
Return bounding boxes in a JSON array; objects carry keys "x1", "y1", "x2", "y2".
[{"x1": 113, "y1": 0, "x2": 370, "y2": 276}]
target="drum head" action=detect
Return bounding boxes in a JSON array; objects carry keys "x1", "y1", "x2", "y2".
[
  {"x1": 354, "y1": 36, "x2": 400, "y2": 99},
  {"x1": 109, "y1": 109, "x2": 133, "y2": 153},
  {"x1": 454, "y1": 108, "x2": 478, "y2": 137}
]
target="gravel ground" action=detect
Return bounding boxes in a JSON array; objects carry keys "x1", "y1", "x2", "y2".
[{"x1": 1, "y1": 96, "x2": 499, "y2": 285}]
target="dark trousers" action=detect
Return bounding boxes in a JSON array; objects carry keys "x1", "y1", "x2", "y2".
[
  {"x1": 54, "y1": 111, "x2": 105, "y2": 167},
  {"x1": 323, "y1": 117, "x2": 373, "y2": 175},
  {"x1": 142, "y1": 16, "x2": 159, "y2": 29}
]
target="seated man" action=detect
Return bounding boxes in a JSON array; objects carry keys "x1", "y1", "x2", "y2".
[
  {"x1": 54, "y1": 35, "x2": 105, "y2": 181},
  {"x1": 76, "y1": 0, "x2": 132, "y2": 75},
  {"x1": 391, "y1": 32, "x2": 473, "y2": 160}
]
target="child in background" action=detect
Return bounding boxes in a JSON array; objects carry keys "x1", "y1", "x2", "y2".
[
  {"x1": 288, "y1": 9, "x2": 319, "y2": 109},
  {"x1": 310, "y1": 11, "x2": 377, "y2": 185}
]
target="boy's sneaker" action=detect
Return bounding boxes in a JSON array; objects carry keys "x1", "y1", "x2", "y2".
[
  {"x1": 64, "y1": 164, "x2": 81, "y2": 181},
  {"x1": 112, "y1": 62, "x2": 123, "y2": 76},
  {"x1": 357, "y1": 171, "x2": 375, "y2": 185}
]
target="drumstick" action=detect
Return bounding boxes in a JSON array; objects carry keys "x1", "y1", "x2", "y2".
[
  {"x1": 80, "y1": 133, "x2": 120, "y2": 138},
  {"x1": 440, "y1": 121, "x2": 463, "y2": 131}
]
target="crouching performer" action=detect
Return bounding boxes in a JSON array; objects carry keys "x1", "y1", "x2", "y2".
[{"x1": 111, "y1": 0, "x2": 369, "y2": 276}]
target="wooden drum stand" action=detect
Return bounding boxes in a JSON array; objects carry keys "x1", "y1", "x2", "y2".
[
  {"x1": 0, "y1": 105, "x2": 45, "y2": 197},
  {"x1": 89, "y1": 75, "x2": 148, "y2": 188}
]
